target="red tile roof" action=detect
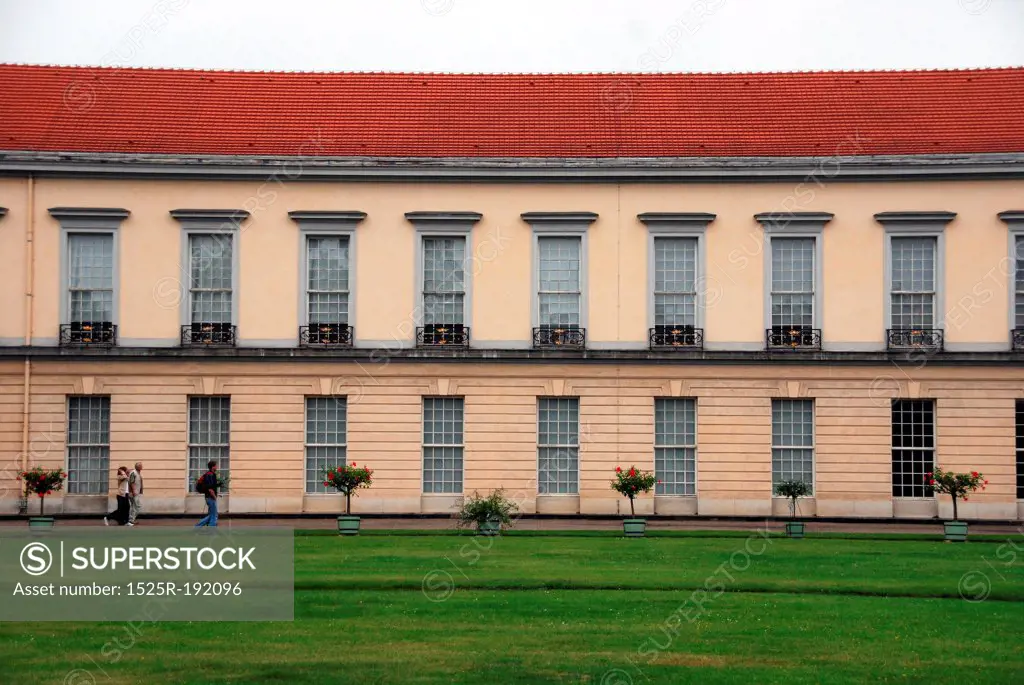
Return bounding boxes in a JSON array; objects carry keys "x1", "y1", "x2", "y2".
[{"x1": 1, "y1": 64, "x2": 1022, "y2": 158}]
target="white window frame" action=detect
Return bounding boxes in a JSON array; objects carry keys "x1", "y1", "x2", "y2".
[
  {"x1": 290, "y1": 211, "x2": 366, "y2": 331},
  {"x1": 756, "y1": 213, "x2": 831, "y2": 333},
  {"x1": 51, "y1": 208, "x2": 128, "y2": 329},
  {"x1": 65, "y1": 395, "x2": 112, "y2": 496},
  {"x1": 186, "y1": 395, "x2": 231, "y2": 494},
  {"x1": 537, "y1": 396, "x2": 581, "y2": 496},
  {"x1": 999, "y1": 211, "x2": 1024, "y2": 338},
  {"x1": 770, "y1": 398, "x2": 816, "y2": 494},
  {"x1": 406, "y1": 213, "x2": 481, "y2": 334},
  {"x1": 171, "y1": 210, "x2": 248, "y2": 331},
  {"x1": 653, "y1": 397, "x2": 698, "y2": 497},
  {"x1": 304, "y1": 396, "x2": 348, "y2": 494},
  {"x1": 421, "y1": 396, "x2": 466, "y2": 495},
  {"x1": 891, "y1": 398, "x2": 937, "y2": 500},
  {"x1": 876, "y1": 212, "x2": 953, "y2": 333},
  {"x1": 639, "y1": 213, "x2": 714, "y2": 334},
  {"x1": 523, "y1": 213, "x2": 597, "y2": 334}
]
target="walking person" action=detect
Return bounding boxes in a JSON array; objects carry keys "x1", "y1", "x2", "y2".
[
  {"x1": 195, "y1": 460, "x2": 220, "y2": 528},
  {"x1": 104, "y1": 466, "x2": 130, "y2": 526},
  {"x1": 127, "y1": 461, "x2": 143, "y2": 526}
]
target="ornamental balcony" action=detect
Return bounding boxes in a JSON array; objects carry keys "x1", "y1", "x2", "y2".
[
  {"x1": 533, "y1": 326, "x2": 586, "y2": 350},
  {"x1": 416, "y1": 324, "x2": 470, "y2": 348},
  {"x1": 1013, "y1": 329, "x2": 1024, "y2": 351},
  {"x1": 766, "y1": 326, "x2": 822, "y2": 351},
  {"x1": 886, "y1": 328, "x2": 943, "y2": 351},
  {"x1": 181, "y1": 323, "x2": 236, "y2": 347},
  {"x1": 59, "y1": 322, "x2": 117, "y2": 347},
  {"x1": 649, "y1": 325, "x2": 703, "y2": 350},
  {"x1": 300, "y1": 323, "x2": 354, "y2": 347}
]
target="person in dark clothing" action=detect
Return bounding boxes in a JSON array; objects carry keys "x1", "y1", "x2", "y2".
[
  {"x1": 104, "y1": 466, "x2": 130, "y2": 526},
  {"x1": 195, "y1": 460, "x2": 220, "y2": 528}
]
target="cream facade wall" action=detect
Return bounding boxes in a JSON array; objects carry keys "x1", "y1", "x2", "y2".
[
  {"x1": 0, "y1": 360, "x2": 1021, "y2": 520},
  {"x1": 0, "y1": 178, "x2": 1021, "y2": 348}
]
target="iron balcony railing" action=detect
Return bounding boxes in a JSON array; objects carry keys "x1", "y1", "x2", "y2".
[
  {"x1": 416, "y1": 324, "x2": 470, "y2": 348},
  {"x1": 766, "y1": 326, "x2": 822, "y2": 351},
  {"x1": 649, "y1": 325, "x2": 703, "y2": 350},
  {"x1": 533, "y1": 326, "x2": 586, "y2": 349},
  {"x1": 181, "y1": 323, "x2": 237, "y2": 346},
  {"x1": 300, "y1": 323, "x2": 354, "y2": 347},
  {"x1": 59, "y1": 322, "x2": 117, "y2": 347},
  {"x1": 886, "y1": 328, "x2": 943, "y2": 351},
  {"x1": 1013, "y1": 329, "x2": 1024, "y2": 351}
]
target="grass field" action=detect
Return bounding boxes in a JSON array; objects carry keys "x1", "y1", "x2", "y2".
[{"x1": 2, "y1": 530, "x2": 1023, "y2": 684}]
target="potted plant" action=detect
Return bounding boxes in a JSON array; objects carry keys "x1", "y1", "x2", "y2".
[
  {"x1": 323, "y1": 463, "x2": 373, "y2": 535},
  {"x1": 456, "y1": 489, "x2": 518, "y2": 536},
  {"x1": 18, "y1": 467, "x2": 67, "y2": 529},
  {"x1": 611, "y1": 466, "x2": 658, "y2": 537},
  {"x1": 926, "y1": 467, "x2": 987, "y2": 542},
  {"x1": 774, "y1": 479, "x2": 811, "y2": 538}
]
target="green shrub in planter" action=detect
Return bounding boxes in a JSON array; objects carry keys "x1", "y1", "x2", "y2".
[
  {"x1": 774, "y1": 479, "x2": 811, "y2": 538},
  {"x1": 322, "y1": 463, "x2": 374, "y2": 536},
  {"x1": 18, "y1": 467, "x2": 66, "y2": 526},
  {"x1": 611, "y1": 466, "x2": 657, "y2": 537},
  {"x1": 927, "y1": 467, "x2": 987, "y2": 542},
  {"x1": 456, "y1": 490, "x2": 518, "y2": 535}
]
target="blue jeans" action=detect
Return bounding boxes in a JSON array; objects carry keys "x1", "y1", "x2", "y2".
[{"x1": 195, "y1": 496, "x2": 218, "y2": 527}]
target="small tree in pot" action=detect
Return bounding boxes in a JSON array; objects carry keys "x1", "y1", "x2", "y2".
[
  {"x1": 18, "y1": 467, "x2": 67, "y2": 529},
  {"x1": 774, "y1": 479, "x2": 811, "y2": 538},
  {"x1": 926, "y1": 467, "x2": 987, "y2": 542},
  {"x1": 323, "y1": 463, "x2": 374, "y2": 535},
  {"x1": 456, "y1": 489, "x2": 518, "y2": 536},
  {"x1": 611, "y1": 466, "x2": 658, "y2": 537}
]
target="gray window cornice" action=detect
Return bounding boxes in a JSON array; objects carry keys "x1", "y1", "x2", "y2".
[
  {"x1": 638, "y1": 212, "x2": 715, "y2": 235},
  {"x1": 998, "y1": 210, "x2": 1024, "y2": 228},
  {"x1": 874, "y1": 211, "x2": 956, "y2": 233},
  {"x1": 289, "y1": 211, "x2": 367, "y2": 232},
  {"x1": 49, "y1": 207, "x2": 130, "y2": 229},
  {"x1": 755, "y1": 212, "x2": 834, "y2": 235},
  {"x1": 405, "y1": 211, "x2": 481, "y2": 235},
  {"x1": 522, "y1": 212, "x2": 597, "y2": 235},
  {"x1": 170, "y1": 209, "x2": 249, "y2": 230}
]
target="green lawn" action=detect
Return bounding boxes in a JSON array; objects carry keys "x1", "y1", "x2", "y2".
[{"x1": 2, "y1": 531, "x2": 1023, "y2": 684}]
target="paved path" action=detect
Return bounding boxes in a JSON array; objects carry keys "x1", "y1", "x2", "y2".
[{"x1": 2, "y1": 516, "x2": 1020, "y2": 535}]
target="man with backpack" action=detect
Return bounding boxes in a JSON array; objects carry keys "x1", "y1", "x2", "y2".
[{"x1": 194, "y1": 460, "x2": 220, "y2": 528}]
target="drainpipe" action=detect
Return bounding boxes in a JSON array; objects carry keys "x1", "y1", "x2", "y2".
[{"x1": 20, "y1": 174, "x2": 35, "y2": 474}]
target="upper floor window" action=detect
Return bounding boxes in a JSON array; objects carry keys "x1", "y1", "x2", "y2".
[
  {"x1": 876, "y1": 212, "x2": 953, "y2": 351},
  {"x1": 406, "y1": 212, "x2": 480, "y2": 348},
  {"x1": 1001, "y1": 212, "x2": 1024, "y2": 350},
  {"x1": 51, "y1": 207, "x2": 128, "y2": 347},
  {"x1": 654, "y1": 238, "x2": 697, "y2": 328},
  {"x1": 756, "y1": 213, "x2": 831, "y2": 351}
]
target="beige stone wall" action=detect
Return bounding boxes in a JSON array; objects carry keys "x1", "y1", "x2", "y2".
[
  {"x1": 0, "y1": 177, "x2": 1021, "y2": 347},
  {"x1": 0, "y1": 360, "x2": 1020, "y2": 519}
]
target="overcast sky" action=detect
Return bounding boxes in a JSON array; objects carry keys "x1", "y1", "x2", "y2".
[{"x1": 0, "y1": 0, "x2": 1021, "y2": 73}]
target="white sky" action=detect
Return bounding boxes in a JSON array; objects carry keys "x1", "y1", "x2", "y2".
[{"x1": 0, "y1": 0, "x2": 1021, "y2": 73}]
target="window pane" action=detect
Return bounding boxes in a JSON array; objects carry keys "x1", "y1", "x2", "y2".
[
  {"x1": 306, "y1": 397, "x2": 347, "y2": 493},
  {"x1": 190, "y1": 234, "x2": 233, "y2": 323},
  {"x1": 771, "y1": 399, "x2": 814, "y2": 492},
  {"x1": 307, "y1": 237, "x2": 349, "y2": 324},
  {"x1": 422, "y1": 238, "x2": 466, "y2": 326},
  {"x1": 423, "y1": 398, "x2": 464, "y2": 493},
  {"x1": 654, "y1": 399, "x2": 696, "y2": 495},
  {"x1": 188, "y1": 397, "x2": 231, "y2": 487},
  {"x1": 67, "y1": 396, "x2": 111, "y2": 495},
  {"x1": 770, "y1": 238, "x2": 814, "y2": 328},
  {"x1": 891, "y1": 294, "x2": 935, "y2": 329},
  {"x1": 1015, "y1": 237, "x2": 1024, "y2": 328},
  {"x1": 68, "y1": 234, "x2": 114, "y2": 322},
  {"x1": 891, "y1": 237, "x2": 936, "y2": 292},
  {"x1": 538, "y1": 398, "x2": 579, "y2": 494},
  {"x1": 891, "y1": 400, "x2": 935, "y2": 498},
  {"x1": 1016, "y1": 400, "x2": 1024, "y2": 500}
]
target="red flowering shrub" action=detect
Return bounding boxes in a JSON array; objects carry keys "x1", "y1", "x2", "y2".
[
  {"x1": 18, "y1": 467, "x2": 66, "y2": 516},
  {"x1": 925, "y1": 467, "x2": 987, "y2": 521},
  {"x1": 611, "y1": 466, "x2": 658, "y2": 517},
  {"x1": 323, "y1": 463, "x2": 374, "y2": 514}
]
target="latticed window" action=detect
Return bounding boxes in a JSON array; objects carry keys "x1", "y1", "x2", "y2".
[
  {"x1": 68, "y1": 234, "x2": 114, "y2": 324},
  {"x1": 1015, "y1": 237, "x2": 1024, "y2": 329},
  {"x1": 422, "y1": 398, "x2": 464, "y2": 493},
  {"x1": 422, "y1": 238, "x2": 466, "y2": 326},
  {"x1": 538, "y1": 398, "x2": 579, "y2": 494},
  {"x1": 306, "y1": 237, "x2": 349, "y2": 324},
  {"x1": 1016, "y1": 400, "x2": 1024, "y2": 500},
  {"x1": 654, "y1": 398, "x2": 696, "y2": 495},
  {"x1": 188, "y1": 397, "x2": 230, "y2": 489},
  {"x1": 538, "y1": 237, "x2": 581, "y2": 327},
  {"x1": 654, "y1": 238, "x2": 697, "y2": 326},
  {"x1": 189, "y1": 234, "x2": 233, "y2": 324},
  {"x1": 770, "y1": 238, "x2": 815, "y2": 328},
  {"x1": 890, "y1": 237, "x2": 936, "y2": 329},
  {"x1": 66, "y1": 396, "x2": 110, "y2": 494},
  {"x1": 891, "y1": 400, "x2": 935, "y2": 498},
  {"x1": 305, "y1": 397, "x2": 347, "y2": 493},
  {"x1": 771, "y1": 399, "x2": 814, "y2": 491}
]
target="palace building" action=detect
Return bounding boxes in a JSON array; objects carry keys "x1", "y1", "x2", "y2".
[{"x1": 1, "y1": 64, "x2": 1023, "y2": 519}]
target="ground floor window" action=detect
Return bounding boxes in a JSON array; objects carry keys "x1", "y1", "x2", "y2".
[
  {"x1": 891, "y1": 399, "x2": 935, "y2": 498},
  {"x1": 188, "y1": 397, "x2": 230, "y2": 490},
  {"x1": 423, "y1": 397, "x2": 464, "y2": 493},
  {"x1": 306, "y1": 397, "x2": 347, "y2": 493},
  {"x1": 654, "y1": 398, "x2": 696, "y2": 495},
  {"x1": 538, "y1": 397, "x2": 579, "y2": 494},
  {"x1": 772, "y1": 399, "x2": 814, "y2": 492},
  {"x1": 1016, "y1": 400, "x2": 1024, "y2": 500},
  {"x1": 66, "y1": 396, "x2": 111, "y2": 494}
]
